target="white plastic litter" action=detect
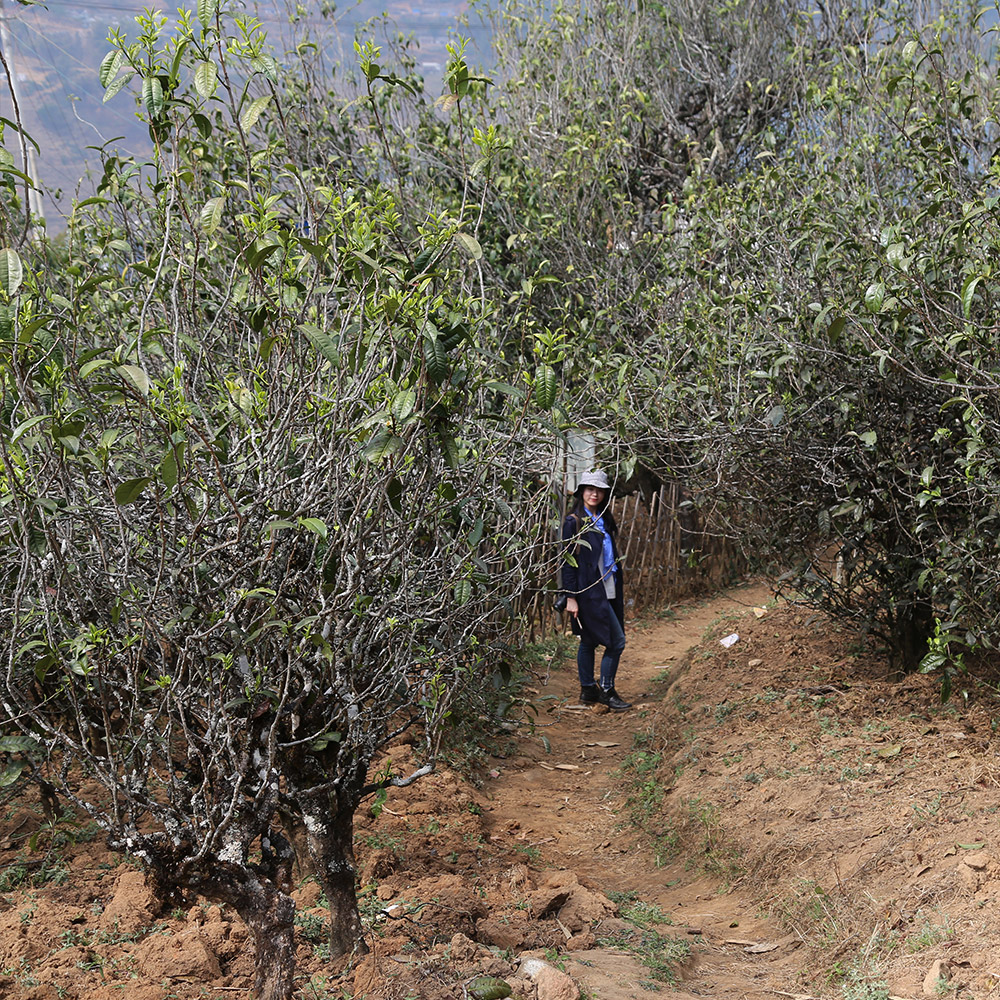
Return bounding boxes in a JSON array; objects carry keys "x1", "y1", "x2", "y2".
[{"x1": 719, "y1": 632, "x2": 740, "y2": 648}]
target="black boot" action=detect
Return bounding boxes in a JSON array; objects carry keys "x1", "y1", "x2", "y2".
[
  {"x1": 605, "y1": 687, "x2": 631, "y2": 711},
  {"x1": 580, "y1": 684, "x2": 603, "y2": 704}
]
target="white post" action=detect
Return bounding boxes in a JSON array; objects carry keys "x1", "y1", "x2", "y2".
[{"x1": 0, "y1": 0, "x2": 45, "y2": 237}]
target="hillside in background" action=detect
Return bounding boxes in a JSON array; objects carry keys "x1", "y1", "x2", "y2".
[{"x1": 0, "y1": 0, "x2": 489, "y2": 230}]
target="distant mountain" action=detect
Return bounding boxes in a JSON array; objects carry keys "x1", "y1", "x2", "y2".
[{"x1": 0, "y1": 0, "x2": 490, "y2": 232}]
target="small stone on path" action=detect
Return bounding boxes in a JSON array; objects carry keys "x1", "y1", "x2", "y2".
[{"x1": 922, "y1": 959, "x2": 950, "y2": 997}]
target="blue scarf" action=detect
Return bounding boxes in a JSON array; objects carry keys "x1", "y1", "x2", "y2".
[{"x1": 585, "y1": 510, "x2": 617, "y2": 577}]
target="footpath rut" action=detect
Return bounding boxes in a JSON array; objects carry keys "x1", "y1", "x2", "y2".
[{"x1": 483, "y1": 583, "x2": 806, "y2": 1000}]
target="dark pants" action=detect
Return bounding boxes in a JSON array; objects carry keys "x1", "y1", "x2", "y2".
[{"x1": 577, "y1": 607, "x2": 626, "y2": 690}]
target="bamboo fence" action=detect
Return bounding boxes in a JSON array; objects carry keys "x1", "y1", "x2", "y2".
[{"x1": 524, "y1": 484, "x2": 745, "y2": 642}]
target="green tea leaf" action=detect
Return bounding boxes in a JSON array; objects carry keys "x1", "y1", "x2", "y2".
[
  {"x1": 11, "y1": 414, "x2": 49, "y2": 443},
  {"x1": 197, "y1": 0, "x2": 218, "y2": 28},
  {"x1": 194, "y1": 60, "x2": 218, "y2": 99},
  {"x1": 240, "y1": 94, "x2": 271, "y2": 133},
  {"x1": 251, "y1": 54, "x2": 279, "y2": 81},
  {"x1": 534, "y1": 364, "x2": 557, "y2": 409},
  {"x1": 454, "y1": 231, "x2": 483, "y2": 260},
  {"x1": 390, "y1": 389, "x2": 416, "y2": 423},
  {"x1": 103, "y1": 72, "x2": 133, "y2": 103},
  {"x1": 99, "y1": 50, "x2": 124, "y2": 89},
  {"x1": 80, "y1": 358, "x2": 113, "y2": 378},
  {"x1": 467, "y1": 975, "x2": 512, "y2": 1000},
  {"x1": 0, "y1": 248, "x2": 23, "y2": 297},
  {"x1": 298, "y1": 517, "x2": 328, "y2": 540},
  {"x1": 300, "y1": 323, "x2": 339, "y2": 366},
  {"x1": 142, "y1": 76, "x2": 164, "y2": 118},
  {"x1": 423, "y1": 335, "x2": 449, "y2": 384},
  {"x1": 200, "y1": 195, "x2": 225, "y2": 234},
  {"x1": 864, "y1": 281, "x2": 885, "y2": 313},
  {"x1": 387, "y1": 477, "x2": 403, "y2": 514},
  {"x1": 961, "y1": 274, "x2": 982, "y2": 319},
  {"x1": 161, "y1": 448, "x2": 178, "y2": 489},
  {"x1": 363, "y1": 429, "x2": 403, "y2": 463},
  {"x1": 115, "y1": 477, "x2": 151, "y2": 505},
  {"x1": 118, "y1": 364, "x2": 151, "y2": 397}
]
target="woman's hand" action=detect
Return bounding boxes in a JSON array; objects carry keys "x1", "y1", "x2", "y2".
[{"x1": 565, "y1": 597, "x2": 579, "y2": 617}]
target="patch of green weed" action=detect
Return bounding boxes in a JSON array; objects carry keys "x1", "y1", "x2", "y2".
[
  {"x1": 839, "y1": 967, "x2": 889, "y2": 1000},
  {"x1": 905, "y1": 912, "x2": 954, "y2": 953},
  {"x1": 617, "y1": 733, "x2": 666, "y2": 825},
  {"x1": 361, "y1": 831, "x2": 404, "y2": 855},
  {"x1": 300, "y1": 973, "x2": 350, "y2": 1000},
  {"x1": 713, "y1": 701, "x2": 738, "y2": 724},
  {"x1": 598, "y1": 925, "x2": 690, "y2": 985},
  {"x1": 542, "y1": 947, "x2": 567, "y2": 971},
  {"x1": 840, "y1": 763, "x2": 875, "y2": 781},
  {"x1": 618, "y1": 898, "x2": 673, "y2": 928},
  {"x1": 0, "y1": 854, "x2": 69, "y2": 892},
  {"x1": 614, "y1": 732, "x2": 678, "y2": 866},
  {"x1": 295, "y1": 909, "x2": 328, "y2": 945},
  {"x1": 818, "y1": 714, "x2": 845, "y2": 736}
]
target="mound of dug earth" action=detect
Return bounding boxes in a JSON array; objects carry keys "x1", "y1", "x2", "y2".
[{"x1": 639, "y1": 601, "x2": 1000, "y2": 1000}]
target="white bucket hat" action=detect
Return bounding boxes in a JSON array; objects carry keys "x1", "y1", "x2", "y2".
[{"x1": 576, "y1": 470, "x2": 611, "y2": 492}]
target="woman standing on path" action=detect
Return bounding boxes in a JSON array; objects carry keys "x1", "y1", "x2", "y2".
[{"x1": 561, "y1": 471, "x2": 631, "y2": 712}]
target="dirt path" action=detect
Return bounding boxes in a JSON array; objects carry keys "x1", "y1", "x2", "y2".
[{"x1": 484, "y1": 582, "x2": 804, "y2": 1000}]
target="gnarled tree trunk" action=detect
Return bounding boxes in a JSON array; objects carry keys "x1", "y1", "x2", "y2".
[
  {"x1": 240, "y1": 880, "x2": 297, "y2": 1000},
  {"x1": 303, "y1": 803, "x2": 367, "y2": 958},
  {"x1": 145, "y1": 836, "x2": 298, "y2": 1000}
]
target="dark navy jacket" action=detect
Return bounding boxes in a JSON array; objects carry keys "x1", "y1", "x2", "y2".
[{"x1": 561, "y1": 511, "x2": 625, "y2": 648}]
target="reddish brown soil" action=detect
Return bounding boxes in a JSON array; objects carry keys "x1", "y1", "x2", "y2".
[{"x1": 2, "y1": 582, "x2": 998, "y2": 999}]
